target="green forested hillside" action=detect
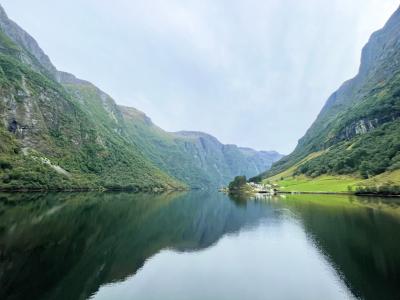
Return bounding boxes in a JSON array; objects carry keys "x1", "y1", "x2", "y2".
[
  {"x1": 253, "y1": 6, "x2": 400, "y2": 192},
  {"x1": 60, "y1": 79, "x2": 281, "y2": 188},
  {"x1": 0, "y1": 8, "x2": 183, "y2": 191},
  {"x1": 0, "y1": 55, "x2": 183, "y2": 190},
  {"x1": 119, "y1": 106, "x2": 215, "y2": 188},
  {"x1": 0, "y1": 5, "x2": 280, "y2": 190}
]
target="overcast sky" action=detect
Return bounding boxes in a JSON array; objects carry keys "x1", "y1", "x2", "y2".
[{"x1": 2, "y1": 0, "x2": 398, "y2": 153}]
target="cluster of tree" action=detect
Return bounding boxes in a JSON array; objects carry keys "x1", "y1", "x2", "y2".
[
  {"x1": 355, "y1": 185, "x2": 400, "y2": 196},
  {"x1": 254, "y1": 74, "x2": 400, "y2": 184},
  {"x1": 228, "y1": 176, "x2": 247, "y2": 191},
  {"x1": 295, "y1": 121, "x2": 400, "y2": 178}
]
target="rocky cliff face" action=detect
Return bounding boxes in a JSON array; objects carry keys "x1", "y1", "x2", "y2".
[
  {"x1": 119, "y1": 111, "x2": 282, "y2": 188},
  {"x1": 0, "y1": 5, "x2": 58, "y2": 78},
  {"x1": 0, "y1": 5, "x2": 281, "y2": 190},
  {"x1": 238, "y1": 147, "x2": 283, "y2": 174},
  {"x1": 0, "y1": 5, "x2": 184, "y2": 190},
  {"x1": 173, "y1": 131, "x2": 282, "y2": 186},
  {"x1": 333, "y1": 111, "x2": 400, "y2": 143},
  {"x1": 255, "y1": 5, "x2": 400, "y2": 180},
  {"x1": 302, "y1": 6, "x2": 400, "y2": 149}
]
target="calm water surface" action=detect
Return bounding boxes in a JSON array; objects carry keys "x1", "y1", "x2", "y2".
[{"x1": 1, "y1": 191, "x2": 400, "y2": 300}]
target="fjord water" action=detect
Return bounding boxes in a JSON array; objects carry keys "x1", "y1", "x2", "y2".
[{"x1": 1, "y1": 192, "x2": 400, "y2": 300}]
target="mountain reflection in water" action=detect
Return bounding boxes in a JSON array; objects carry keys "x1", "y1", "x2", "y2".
[{"x1": 0, "y1": 191, "x2": 400, "y2": 300}]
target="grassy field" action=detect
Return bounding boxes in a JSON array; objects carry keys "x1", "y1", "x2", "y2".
[
  {"x1": 262, "y1": 149, "x2": 400, "y2": 194},
  {"x1": 265, "y1": 175, "x2": 362, "y2": 193},
  {"x1": 362, "y1": 169, "x2": 400, "y2": 187},
  {"x1": 266, "y1": 151, "x2": 325, "y2": 182}
]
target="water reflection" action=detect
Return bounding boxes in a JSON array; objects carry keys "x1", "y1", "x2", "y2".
[
  {"x1": 0, "y1": 191, "x2": 279, "y2": 300},
  {"x1": 278, "y1": 194, "x2": 400, "y2": 300},
  {"x1": 0, "y1": 191, "x2": 399, "y2": 300}
]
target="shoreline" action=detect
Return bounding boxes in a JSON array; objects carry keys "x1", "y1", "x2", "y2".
[
  {"x1": 0, "y1": 187, "x2": 190, "y2": 193},
  {"x1": 1, "y1": 187, "x2": 399, "y2": 198},
  {"x1": 226, "y1": 189, "x2": 400, "y2": 198},
  {"x1": 277, "y1": 191, "x2": 400, "y2": 198}
]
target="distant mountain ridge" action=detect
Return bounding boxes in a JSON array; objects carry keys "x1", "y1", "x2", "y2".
[
  {"x1": 119, "y1": 108, "x2": 283, "y2": 188},
  {"x1": 0, "y1": 5, "x2": 281, "y2": 190},
  {"x1": 254, "y1": 6, "x2": 400, "y2": 186}
]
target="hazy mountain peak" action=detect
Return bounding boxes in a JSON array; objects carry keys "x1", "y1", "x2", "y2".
[
  {"x1": 255, "y1": 5, "x2": 400, "y2": 182},
  {"x1": 0, "y1": 4, "x2": 282, "y2": 189},
  {"x1": 0, "y1": 4, "x2": 58, "y2": 78}
]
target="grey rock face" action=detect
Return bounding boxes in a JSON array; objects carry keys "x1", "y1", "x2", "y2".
[
  {"x1": 0, "y1": 5, "x2": 91, "y2": 85},
  {"x1": 58, "y1": 71, "x2": 89, "y2": 85},
  {"x1": 0, "y1": 5, "x2": 58, "y2": 78},
  {"x1": 173, "y1": 131, "x2": 283, "y2": 185},
  {"x1": 0, "y1": 4, "x2": 283, "y2": 188},
  {"x1": 298, "y1": 5, "x2": 400, "y2": 150},
  {"x1": 333, "y1": 111, "x2": 400, "y2": 144}
]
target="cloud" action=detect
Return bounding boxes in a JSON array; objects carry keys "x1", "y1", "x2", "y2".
[{"x1": 2, "y1": 0, "x2": 399, "y2": 153}]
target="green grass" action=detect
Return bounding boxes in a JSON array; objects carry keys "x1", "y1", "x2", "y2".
[
  {"x1": 267, "y1": 175, "x2": 362, "y2": 193},
  {"x1": 263, "y1": 169, "x2": 400, "y2": 194},
  {"x1": 260, "y1": 151, "x2": 364, "y2": 193},
  {"x1": 265, "y1": 152, "x2": 324, "y2": 182},
  {"x1": 362, "y1": 169, "x2": 400, "y2": 187},
  {"x1": 0, "y1": 29, "x2": 21, "y2": 56}
]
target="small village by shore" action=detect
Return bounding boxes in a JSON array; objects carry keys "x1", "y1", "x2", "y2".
[
  {"x1": 219, "y1": 175, "x2": 280, "y2": 195},
  {"x1": 247, "y1": 182, "x2": 279, "y2": 194}
]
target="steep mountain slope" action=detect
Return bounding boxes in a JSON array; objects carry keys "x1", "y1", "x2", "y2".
[
  {"x1": 61, "y1": 77, "x2": 282, "y2": 188},
  {"x1": 0, "y1": 6, "x2": 183, "y2": 191},
  {"x1": 119, "y1": 106, "x2": 282, "y2": 188},
  {"x1": 254, "y1": 6, "x2": 400, "y2": 191},
  {"x1": 172, "y1": 131, "x2": 281, "y2": 186},
  {"x1": 0, "y1": 5, "x2": 281, "y2": 190}
]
